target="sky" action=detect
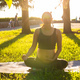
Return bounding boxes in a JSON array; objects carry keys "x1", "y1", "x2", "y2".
[{"x1": 0, "y1": 0, "x2": 80, "y2": 20}]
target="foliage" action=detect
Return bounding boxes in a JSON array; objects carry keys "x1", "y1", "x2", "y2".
[
  {"x1": 0, "y1": 17, "x2": 22, "y2": 22},
  {"x1": 0, "y1": 71, "x2": 80, "y2": 80},
  {"x1": 29, "y1": 17, "x2": 41, "y2": 20},
  {"x1": 0, "y1": 17, "x2": 41, "y2": 22},
  {"x1": 5, "y1": 0, "x2": 12, "y2": 8},
  {"x1": 0, "y1": 0, "x2": 33, "y2": 9},
  {"x1": 72, "y1": 19, "x2": 76, "y2": 21},
  {"x1": 0, "y1": 28, "x2": 80, "y2": 79}
]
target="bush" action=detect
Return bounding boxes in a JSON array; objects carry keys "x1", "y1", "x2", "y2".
[{"x1": 0, "y1": 17, "x2": 41, "y2": 22}]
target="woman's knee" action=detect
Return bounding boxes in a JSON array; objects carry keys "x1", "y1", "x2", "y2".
[
  {"x1": 24, "y1": 57, "x2": 35, "y2": 66},
  {"x1": 62, "y1": 60, "x2": 68, "y2": 68}
]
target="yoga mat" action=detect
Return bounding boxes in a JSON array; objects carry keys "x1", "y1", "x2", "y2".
[{"x1": 0, "y1": 60, "x2": 80, "y2": 73}]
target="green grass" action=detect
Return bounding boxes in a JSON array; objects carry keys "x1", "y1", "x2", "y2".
[{"x1": 0, "y1": 28, "x2": 80, "y2": 80}]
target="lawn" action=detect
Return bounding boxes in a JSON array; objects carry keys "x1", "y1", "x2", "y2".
[{"x1": 0, "y1": 28, "x2": 80, "y2": 80}]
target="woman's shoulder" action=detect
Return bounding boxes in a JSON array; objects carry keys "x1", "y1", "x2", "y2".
[
  {"x1": 34, "y1": 28, "x2": 41, "y2": 35},
  {"x1": 54, "y1": 28, "x2": 62, "y2": 35}
]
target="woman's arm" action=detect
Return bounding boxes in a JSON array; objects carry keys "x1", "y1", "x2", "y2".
[
  {"x1": 22, "y1": 29, "x2": 39, "y2": 61},
  {"x1": 53, "y1": 29, "x2": 62, "y2": 60},
  {"x1": 49, "y1": 29, "x2": 62, "y2": 61}
]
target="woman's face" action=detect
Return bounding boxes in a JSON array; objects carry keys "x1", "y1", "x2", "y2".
[{"x1": 42, "y1": 13, "x2": 52, "y2": 24}]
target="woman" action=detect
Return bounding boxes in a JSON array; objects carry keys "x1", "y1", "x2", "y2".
[{"x1": 22, "y1": 12, "x2": 68, "y2": 70}]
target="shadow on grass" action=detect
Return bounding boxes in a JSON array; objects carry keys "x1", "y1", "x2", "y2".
[
  {"x1": 25, "y1": 70, "x2": 72, "y2": 80},
  {"x1": 65, "y1": 33, "x2": 80, "y2": 47},
  {"x1": 0, "y1": 34, "x2": 27, "y2": 50},
  {"x1": 0, "y1": 70, "x2": 72, "y2": 80}
]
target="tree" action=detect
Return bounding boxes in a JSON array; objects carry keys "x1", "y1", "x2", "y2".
[
  {"x1": 63, "y1": 0, "x2": 72, "y2": 33},
  {"x1": 0, "y1": 0, "x2": 33, "y2": 34},
  {"x1": 55, "y1": 0, "x2": 72, "y2": 33},
  {"x1": 20, "y1": 0, "x2": 32, "y2": 34}
]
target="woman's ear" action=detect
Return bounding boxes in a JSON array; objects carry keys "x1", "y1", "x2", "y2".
[
  {"x1": 51, "y1": 18, "x2": 53, "y2": 21},
  {"x1": 41, "y1": 19, "x2": 43, "y2": 22}
]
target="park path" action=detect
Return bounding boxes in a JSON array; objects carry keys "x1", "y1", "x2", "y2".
[
  {"x1": 0, "y1": 25, "x2": 40, "y2": 31},
  {"x1": 0, "y1": 23, "x2": 80, "y2": 31}
]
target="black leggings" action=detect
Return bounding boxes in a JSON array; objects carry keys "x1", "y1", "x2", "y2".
[{"x1": 24, "y1": 57, "x2": 68, "y2": 70}]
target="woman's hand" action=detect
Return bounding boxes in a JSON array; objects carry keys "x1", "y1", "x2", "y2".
[{"x1": 22, "y1": 54, "x2": 28, "y2": 61}]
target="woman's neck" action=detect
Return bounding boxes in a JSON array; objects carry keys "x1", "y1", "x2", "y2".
[{"x1": 43, "y1": 24, "x2": 51, "y2": 30}]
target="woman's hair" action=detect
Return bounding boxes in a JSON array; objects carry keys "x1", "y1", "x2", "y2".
[
  {"x1": 40, "y1": 12, "x2": 52, "y2": 27},
  {"x1": 42, "y1": 12, "x2": 52, "y2": 20}
]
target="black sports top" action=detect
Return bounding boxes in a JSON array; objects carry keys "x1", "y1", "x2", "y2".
[{"x1": 37, "y1": 28, "x2": 57, "y2": 50}]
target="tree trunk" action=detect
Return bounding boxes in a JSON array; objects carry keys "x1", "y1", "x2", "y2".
[
  {"x1": 22, "y1": 0, "x2": 31, "y2": 34},
  {"x1": 63, "y1": 0, "x2": 71, "y2": 33}
]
